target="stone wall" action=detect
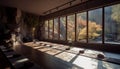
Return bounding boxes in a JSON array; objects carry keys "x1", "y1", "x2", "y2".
[{"x1": 0, "y1": 6, "x2": 44, "y2": 47}]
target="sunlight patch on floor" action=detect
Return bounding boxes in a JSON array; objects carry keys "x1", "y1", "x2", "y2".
[
  {"x1": 45, "y1": 49, "x2": 61, "y2": 55},
  {"x1": 38, "y1": 47, "x2": 52, "y2": 52},
  {"x1": 72, "y1": 56, "x2": 98, "y2": 69},
  {"x1": 55, "y1": 52, "x2": 76, "y2": 62}
]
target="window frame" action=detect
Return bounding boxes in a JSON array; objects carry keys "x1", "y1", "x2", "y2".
[{"x1": 43, "y1": 3, "x2": 120, "y2": 54}]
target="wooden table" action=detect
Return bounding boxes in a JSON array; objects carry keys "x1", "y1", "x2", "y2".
[{"x1": 13, "y1": 41, "x2": 120, "y2": 69}]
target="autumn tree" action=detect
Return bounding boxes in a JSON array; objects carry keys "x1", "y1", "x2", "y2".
[
  {"x1": 67, "y1": 15, "x2": 75, "y2": 41},
  {"x1": 111, "y1": 4, "x2": 120, "y2": 40},
  {"x1": 77, "y1": 16, "x2": 87, "y2": 40},
  {"x1": 88, "y1": 21, "x2": 102, "y2": 39},
  {"x1": 77, "y1": 17, "x2": 102, "y2": 40},
  {"x1": 60, "y1": 18, "x2": 66, "y2": 39},
  {"x1": 49, "y1": 20, "x2": 53, "y2": 39}
]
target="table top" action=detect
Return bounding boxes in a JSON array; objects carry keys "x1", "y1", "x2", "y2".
[{"x1": 23, "y1": 41, "x2": 120, "y2": 69}]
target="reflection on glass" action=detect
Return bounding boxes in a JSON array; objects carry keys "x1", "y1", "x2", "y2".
[
  {"x1": 77, "y1": 12, "x2": 87, "y2": 42},
  {"x1": 88, "y1": 8, "x2": 102, "y2": 43},
  {"x1": 49, "y1": 20, "x2": 53, "y2": 39},
  {"x1": 60, "y1": 17, "x2": 66, "y2": 40},
  {"x1": 45, "y1": 20, "x2": 48, "y2": 39},
  {"x1": 105, "y1": 4, "x2": 120, "y2": 44},
  {"x1": 67, "y1": 14, "x2": 75, "y2": 41},
  {"x1": 54, "y1": 18, "x2": 59, "y2": 40}
]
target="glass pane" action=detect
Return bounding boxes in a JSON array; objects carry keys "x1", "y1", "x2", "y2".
[
  {"x1": 67, "y1": 14, "x2": 75, "y2": 41},
  {"x1": 60, "y1": 17, "x2": 66, "y2": 40},
  {"x1": 88, "y1": 8, "x2": 102, "y2": 43},
  {"x1": 49, "y1": 20, "x2": 53, "y2": 39},
  {"x1": 105, "y1": 4, "x2": 120, "y2": 44},
  {"x1": 77, "y1": 12, "x2": 87, "y2": 42},
  {"x1": 54, "y1": 18, "x2": 59, "y2": 40},
  {"x1": 45, "y1": 20, "x2": 48, "y2": 39}
]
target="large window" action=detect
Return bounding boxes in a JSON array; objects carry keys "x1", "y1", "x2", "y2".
[
  {"x1": 49, "y1": 20, "x2": 53, "y2": 39},
  {"x1": 105, "y1": 4, "x2": 120, "y2": 44},
  {"x1": 67, "y1": 15, "x2": 75, "y2": 41},
  {"x1": 60, "y1": 17, "x2": 66, "y2": 40},
  {"x1": 45, "y1": 20, "x2": 48, "y2": 39},
  {"x1": 44, "y1": 3, "x2": 120, "y2": 45},
  {"x1": 88, "y1": 8, "x2": 102, "y2": 43},
  {"x1": 77, "y1": 12, "x2": 87, "y2": 42},
  {"x1": 54, "y1": 18, "x2": 59, "y2": 40}
]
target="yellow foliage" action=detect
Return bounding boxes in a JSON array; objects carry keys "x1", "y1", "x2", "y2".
[
  {"x1": 65, "y1": 15, "x2": 102, "y2": 40},
  {"x1": 77, "y1": 17, "x2": 87, "y2": 26},
  {"x1": 78, "y1": 28, "x2": 86, "y2": 39},
  {"x1": 78, "y1": 20, "x2": 102, "y2": 40}
]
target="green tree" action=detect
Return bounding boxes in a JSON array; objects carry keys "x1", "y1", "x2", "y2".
[
  {"x1": 111, "y1": 4, "x2": 120, "y2": 40},
  {"x1": 23, "y1": 13, "x2": 39, "y2": 39},
  {"x1": 111, "y1": 4, "x2": 120, "y2": 23}
]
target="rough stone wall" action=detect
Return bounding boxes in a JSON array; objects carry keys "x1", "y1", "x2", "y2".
[
  {"x1": 0, "y1": 7, "x2": 14, "y2": 45},
  {"x1": 0, "y1": 6, "x2": 44, "y2": 46}
]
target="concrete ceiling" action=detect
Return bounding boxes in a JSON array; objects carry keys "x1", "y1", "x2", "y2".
[{"x1": 0, "y1": 0, "x2": 86, "y2": 16}]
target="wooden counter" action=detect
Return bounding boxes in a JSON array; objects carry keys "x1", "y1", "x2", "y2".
[{"x1": 13, "y1": 41, "x2": 120, "y2": 69}]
